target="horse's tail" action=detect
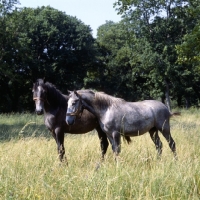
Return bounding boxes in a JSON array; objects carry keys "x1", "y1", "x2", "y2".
[
  {"x1": 123, "y1": 135, "x2": 132, "y2": 144},
  {"x1": 170, "y1": 112, "x2": 181, "y2": 117}
]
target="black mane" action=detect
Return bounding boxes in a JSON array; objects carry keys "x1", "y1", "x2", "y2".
[{"x1": 45, "y1": 82, "x2": 67, "y2": 108}]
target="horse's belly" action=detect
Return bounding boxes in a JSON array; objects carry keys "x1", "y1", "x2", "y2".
[
  {"x1": 122, "y1": 118, "x2": 154, "y2": 136},
  {"x1": 101, "y1": 109, "x2": 155, "y2": 136},
  {"x1": 64, "y1": 121, "x2": 97, "y2": 134},
  {"x1": 126, "y1": 128, "x2": 151, "y2": 136}
]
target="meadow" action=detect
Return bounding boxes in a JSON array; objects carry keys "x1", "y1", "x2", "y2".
[{"x1": 0, "y1": 110, "x2": 200, "y2": 200}]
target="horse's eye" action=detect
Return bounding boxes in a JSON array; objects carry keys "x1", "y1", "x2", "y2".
[{"x1": 72, "y1": 102, "x2": 76, "y2": 106}]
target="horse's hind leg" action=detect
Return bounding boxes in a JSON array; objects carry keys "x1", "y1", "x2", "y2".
[
  {"x1": 160, "y1": 122, "x2": 177, "y2": 159},
  {"x1": 162, "y1": 130, "x2": 177, "y2": 159},
  {"x1": 149, "y1": 127, "x2": 163, "y2": 158},
  {"x1": 96, "y1": 125, "x2": 109, "y2": 160}
]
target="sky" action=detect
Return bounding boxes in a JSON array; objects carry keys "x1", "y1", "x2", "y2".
[{"x1": 18, "y1": 0, "x2": 122, "y2": 38}]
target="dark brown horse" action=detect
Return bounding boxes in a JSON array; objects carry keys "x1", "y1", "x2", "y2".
[{"x1": 32, "y1": 79, "x2": 131, "y2": 162}]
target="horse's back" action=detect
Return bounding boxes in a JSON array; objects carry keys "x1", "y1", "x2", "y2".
[
  {"x1": 142, "y1": 100, "x2": 170, "y2": 117},
  {"x1": 141, "y1": 100, "x2": 171, "y2": 129},
  {"x1": 122, "y1": 100, "x2": 169, "y2": 119}
]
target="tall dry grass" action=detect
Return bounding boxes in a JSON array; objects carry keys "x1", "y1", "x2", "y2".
[{"x1": 0, "y1": 110, "x2": 200, "y2": 199}]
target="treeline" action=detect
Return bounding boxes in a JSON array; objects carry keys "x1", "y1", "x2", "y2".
[{"x1": 0, "y1": 0, "x2": 200, "y2": 112}]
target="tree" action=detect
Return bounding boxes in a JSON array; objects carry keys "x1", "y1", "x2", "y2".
[
  {"x1": 87, "y1": 20, "x2": 154, "y2": 101},
  {"x1": 0, "y1": 0, "x2": 20, "y2": 112},
  {"x1": 88, "y1": 21, "x2": 136, "y2": 99},
  {"x1": 175, "y1": 1, "x2": 200, "y2": 107},
  {"x1": 113, "y1": 0, "x2": 198, "y2": 108},
  {"x1": 176, "y1": 2, "x2": 200, "y2": 68},
  {"x1": 0, "y1": 6, "x2": 96, "y2": 112}
]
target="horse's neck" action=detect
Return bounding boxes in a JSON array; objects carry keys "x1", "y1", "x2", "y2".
[
  {"x1": 43, "y1": 101, "x2": 58, "y2": 114},
  {"x1": 44, "y1": 93, "x2": 65, "y2": 113},
  {"x1": 83, "y1": 95, "x2": 102, "y2": 118}
]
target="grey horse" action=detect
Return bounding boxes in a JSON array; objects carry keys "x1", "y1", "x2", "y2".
[{"x1": 66, "y1": 90, "x2": 180, "y2": 160}]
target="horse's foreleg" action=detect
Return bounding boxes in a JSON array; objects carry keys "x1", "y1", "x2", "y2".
[
  {"x1": 96, "y1": 126, "x2": 109, "y2": 160},
  {"x1": 112, "y1": 131, "x2": 121, "y2": 162},
  {"x1": 149, "y1": 127, "x2": 163, "y2": 158},
  {"x1": 51, "y1": 130, "x2": 56, "y2": 141},
  {"x1": 55, "y1": 128, "x2": 67, "y2": 163}
]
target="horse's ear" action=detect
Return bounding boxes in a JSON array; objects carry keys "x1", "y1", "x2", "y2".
[
  {"x1": 74, "y1": 90, "x2": 80, "y2": 98},
  {"x1": 32, "y1": 83, "x2": 35, "y2": 92},
  {"x1": 68, "y1": 90, "x2": 72, "y2": 95},
  {"x1": 43, "y1": 77, "x2": 46, "y2": 83}
]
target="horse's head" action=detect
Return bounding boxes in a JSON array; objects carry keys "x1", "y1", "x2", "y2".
[
  {"x1": 66, "y1": 90, "x2": 84, "y2": 125},
  {"x1": 32, "y1": 79, "x2": 47, "y2": 115}
]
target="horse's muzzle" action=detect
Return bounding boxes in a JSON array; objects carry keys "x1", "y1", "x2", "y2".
[
  {"x1": 35, "y1": 110, "x2": 43, "y2": 115},
  {"x1": 66, "y1": 116, "x2": 75, "y2": 125}
]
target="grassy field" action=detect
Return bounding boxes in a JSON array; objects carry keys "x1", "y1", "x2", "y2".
[{"x1": 0, "y1": 110, "x2": 200, "y2": 199}]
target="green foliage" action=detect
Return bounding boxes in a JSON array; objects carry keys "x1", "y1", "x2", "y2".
[
  {"x1": 174, "y1": 2, "x2": 200, "y2": 106},
  {"x1": 90, "y1": 20, "x2": 154, "y2": 100},
  {"x1": 91, "y1": 21, "x2": 139, "y2": 100},
  {"x1": 8, "y1": 6, "x2": 95, "y2": 88},
  {"x1": 0, "y1": 0, "x2": 200, "y2": 112},
  {"x1": 0, "y1": 5, "x2": 96, "y2": 112},
  {"x1": 105, "y1": 0, "x2": 200, "y2": 107},
  {"x1": 176, "y1": 6, "x2": 200, "y2": 71}
]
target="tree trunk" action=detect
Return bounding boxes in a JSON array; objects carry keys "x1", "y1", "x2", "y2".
[
  {"x1": 185, "y1": 97, "x2": 190, "y2": 109},
  {"x1": 164, "y1": 79, "x2": 171, "y2": 111},
  {"x1": 161, "y1": 95, "x2": 165, "y2": 104}
]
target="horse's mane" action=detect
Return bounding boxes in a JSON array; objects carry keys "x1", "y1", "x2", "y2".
[
  {"x1": 45, "y1": 82, "x2": 62, "y2": 95},
  {"x1": 95, "y1": 91, "x2": 125, "y2": 109},
  {"x1": 45, "y1": 82, "x2": 67, "y2": 106},
  {"x1": 78, "y1": 89, "x2": 125, "y2": 109}
]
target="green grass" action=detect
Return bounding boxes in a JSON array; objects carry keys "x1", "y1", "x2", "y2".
[{"x1": 0, "y1": 111, "x2": 200, "y2": 199}]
